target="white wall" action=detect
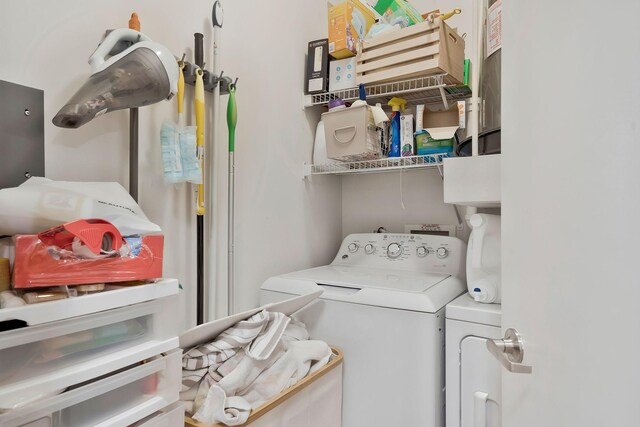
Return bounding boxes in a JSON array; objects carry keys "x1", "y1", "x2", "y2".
[
  {"x1": 213, "y1": 1, "x2": 343, "y2": 315},
  {"x1": 0, "y1": 0, "x2": 342, "y2": 328}
]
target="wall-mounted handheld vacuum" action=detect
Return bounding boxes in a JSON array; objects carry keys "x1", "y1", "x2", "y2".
[{"x1": 53, "y1": 28, "x2": 178, "y2": 129}]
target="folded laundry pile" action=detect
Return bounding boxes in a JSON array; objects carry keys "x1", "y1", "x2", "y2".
[{"x1": 181, "y1": 309, "x2": 331, "y2": 425}]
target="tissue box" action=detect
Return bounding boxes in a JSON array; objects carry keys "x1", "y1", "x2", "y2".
[
  {"x1": 416, "y1": 105, "x2": 459, "y2": 155},
  {"x1": 329, "y1": 58, "x2": 357, "y2": 92},
  {"x1": 328, "y1": 0, "x2": 376, "y2": 59}
]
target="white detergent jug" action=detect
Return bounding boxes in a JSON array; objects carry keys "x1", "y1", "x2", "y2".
[{"x1": 467, "y1": 214, "x2": 501, "y2": 303}]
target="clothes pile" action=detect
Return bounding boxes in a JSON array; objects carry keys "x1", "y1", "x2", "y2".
[{"x1": 181, "y1": 310, "x2": 331, "y2": 425}]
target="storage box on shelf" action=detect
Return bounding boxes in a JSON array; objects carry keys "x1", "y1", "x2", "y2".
[{"x1": 356, "y1": 19, "x2": 465, "y2": 86}]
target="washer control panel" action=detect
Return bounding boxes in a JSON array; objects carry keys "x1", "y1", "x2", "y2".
[{"x1": 332, "y1": 233, "x2": 466, "y2": 276}]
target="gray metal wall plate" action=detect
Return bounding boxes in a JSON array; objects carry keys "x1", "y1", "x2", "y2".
[{"x1": 0, "y1": 80, "x2": 45, "y2": 189}]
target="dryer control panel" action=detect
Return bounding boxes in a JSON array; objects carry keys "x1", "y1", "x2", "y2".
[{"x1": 332, "y1": 233, "x2": 466, "y2": 277}]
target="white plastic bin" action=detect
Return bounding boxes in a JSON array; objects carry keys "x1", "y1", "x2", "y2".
[
  {"x1": 0, "y1": 348, "x2": 181, "y2": 427},
  {"x1": 0, "y1": 295, "x2": 179, "y2": 411}
]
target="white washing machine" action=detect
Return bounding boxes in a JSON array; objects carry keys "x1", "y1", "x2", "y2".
[
  {"x1": 445, "y1": 294, "x2": 502, "y2": 427},
  {"x1": 260, "y1": 233, "x2": 467, "y2": 427}
]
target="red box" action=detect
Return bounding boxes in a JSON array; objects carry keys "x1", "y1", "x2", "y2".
[{"x1": 12, "y1": 234, "x2": 164, "y2": 289}]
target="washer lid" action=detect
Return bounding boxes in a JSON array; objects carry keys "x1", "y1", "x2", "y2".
[
  {"x1": 283, "y1": 265, "x2": 450, "y2": 292},
  {"x1": 262, "y1": 265, "x2": 466, "y2": 313},
  {"x1": 445, "y1": 293, "x2": 501, "y2": 327}
]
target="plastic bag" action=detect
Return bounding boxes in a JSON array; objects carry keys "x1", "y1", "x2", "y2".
[{"x1": 0, "y1": 178, "x2": 161, "y2": 236}]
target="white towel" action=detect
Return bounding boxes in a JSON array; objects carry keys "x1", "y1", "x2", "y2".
[
  {"x1": 194, "y1": 385, "x2": 252, "y2": 426},
  {"x1": 183, "y1": 310, "x2": 290, "y2": 418},
  {"x1": 238, "y1": 340, "x2": 332, "y2": 408}
]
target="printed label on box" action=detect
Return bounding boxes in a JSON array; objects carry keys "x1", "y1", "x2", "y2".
[{"x1": 309, "y1": 78, "x2": 324, "y2": 92}]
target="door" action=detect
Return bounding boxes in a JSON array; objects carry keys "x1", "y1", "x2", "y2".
[{"x1": 500, "y1": 1, "x2": 640, "y2": 425}]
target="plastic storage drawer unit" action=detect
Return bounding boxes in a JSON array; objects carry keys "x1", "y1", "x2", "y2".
[
  {"x1": 0, "y1": 295, "x2": 178, "y2": 411},
  {"x1": 0, "y1": 349, "x2": 181, "y2": 427},
  {"x1": 131, "y1": 402, "x2": 185, "y2": 427}
]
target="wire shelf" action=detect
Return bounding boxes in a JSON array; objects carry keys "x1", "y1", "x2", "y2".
[
  {"x1": 306, "y1": 153, "x2": 449, "y2": 176},
  {"x1": 304, "y1": 75, "x2": 471, "y2": 108}
]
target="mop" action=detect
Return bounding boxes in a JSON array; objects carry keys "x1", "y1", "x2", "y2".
[
  {"x1": 195, "y1": 34, "x2": 206, "y2": 325},
  {"x1": 227, "y1": 82, "x2": 237, "y2": 315}
]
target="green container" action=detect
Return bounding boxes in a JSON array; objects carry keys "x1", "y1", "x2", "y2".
[
  {"x1": 415, "y1": 131, "x2": 454, "y2": 155},
  {"x1": 373, "y1": 0, "x2": 424, "y2": 27}
]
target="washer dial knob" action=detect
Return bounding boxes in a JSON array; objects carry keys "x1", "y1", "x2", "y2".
[
  {"x1": 387, "y1": 243, "x2": 402, "y2": 259},
  {"x1": 365, "y1": 244, "x2": 375, "y2": 254},
  {"x1": 416, "y1": 246, "x2": 428, "y2": 257},
  {"x1": 436, "y1": 247, "x2": 448, "y2": 259},
  {"x1": 348, "y1": 243, "x2": 359, "y2": 253}
]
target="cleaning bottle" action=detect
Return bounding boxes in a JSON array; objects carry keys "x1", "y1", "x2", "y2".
[{"x1": 387, "y1": 97, "x2": 407, "y2": 158}]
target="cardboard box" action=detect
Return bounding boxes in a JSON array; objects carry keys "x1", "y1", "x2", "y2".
[
  {"x1": 400, "y1": 114, "x2": 414, "y2": 156},
  {"x1": 305, "y1": 39, "x2": 329, "y2": 94},
  {"x1": 329, "y1": 57, "x2": 357, "y2": 92},
  {"x1": 416, "y1": 105, "x2": 459, "y2": 155},
  {"x1": 328, "y1": 0, "x2": 376, "y2": 59}
]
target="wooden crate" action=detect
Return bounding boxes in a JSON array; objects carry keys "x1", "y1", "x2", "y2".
[{"x1": 356, "y1": 20, "x2": 465, "y2": 85}]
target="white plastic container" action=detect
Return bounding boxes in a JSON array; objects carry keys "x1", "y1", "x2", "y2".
[
  {"x1": 0, "y1": 349, "x2": 181, "y2": 427},
  {"x1": 0, "y1": 294, "x2": 179, "y2": 411},
  {"x1": 467, "y1": 214, "x2": 502, "y2": 303}
]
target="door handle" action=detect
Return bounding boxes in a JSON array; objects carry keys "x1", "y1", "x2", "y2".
[
  {"x1": 487, "y1": 328, "x2": 533, "y2": 374},
  {"x1": 474, "y1": 391, "x2": 489, "y2": 427}
]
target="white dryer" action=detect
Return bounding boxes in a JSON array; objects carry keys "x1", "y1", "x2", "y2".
[
  {"x1": 445, "y1": 294, "x2": 502, "y2": 427},
  {"x1": 260, "y1": 233, "x2": 467, "y2": 427}
]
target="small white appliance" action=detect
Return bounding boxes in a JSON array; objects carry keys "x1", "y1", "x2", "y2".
[
  {"x1": 260, "y1": 233, "x2": 467, "y2": 427},
  {"x1": 53, "y1": 28, "x2": 178, "y2": 129},
  {"x1": 467, "y1": 214, "x2": 501, "y2": 303},
  {"x1": 445, "y1": 293, "x2": 502, "y2": 427}
]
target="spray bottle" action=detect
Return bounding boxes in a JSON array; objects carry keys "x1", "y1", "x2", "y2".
[{"x1": 387, "y1": 97, "x2": 407, "y2": 157}]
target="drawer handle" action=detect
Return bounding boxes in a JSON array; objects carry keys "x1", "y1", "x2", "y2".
[{"x1": 333, "y1": 126, "x2": 357, "y2": 144}]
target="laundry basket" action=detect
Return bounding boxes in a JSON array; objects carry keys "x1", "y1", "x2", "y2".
[
  {"x1": 180, "y1": 293, "x2": 343, "y2": 427},
  {"x1": 184, "y1": 347, "x2": 343, "y2": 427}
]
